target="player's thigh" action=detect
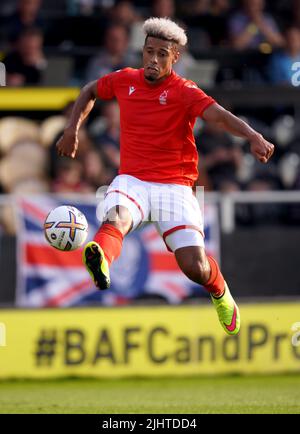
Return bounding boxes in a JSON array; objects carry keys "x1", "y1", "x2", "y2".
[
  {"x1": 102, "y1": 174, "x2": 150, "y2": 232},
  {"x1": 103, "y1": 205, "x2": 133, "y2": 235},
  {"x1": 153, "y1": 184, "x2": 204, "y2": 252}
]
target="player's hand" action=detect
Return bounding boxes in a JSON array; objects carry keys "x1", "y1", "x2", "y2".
[
  {"x1": 56, "y1": 129, "x2": 78, "y2": 158},
  {"x1": 249, "y1": 134, "x2": 274, "y2": 164}
]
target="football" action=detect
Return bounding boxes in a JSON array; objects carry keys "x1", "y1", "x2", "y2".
[{"x1": 44, "y1": 205, "x2": 88, "y2": 251}]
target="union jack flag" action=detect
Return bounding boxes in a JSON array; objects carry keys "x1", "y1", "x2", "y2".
[{"x1": 16, "y1": 196, "x2": 219, "y2": 307}]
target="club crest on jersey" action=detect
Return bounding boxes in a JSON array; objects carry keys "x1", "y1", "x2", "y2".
[
  {"x1": 159, "y1": 90, "x2": 168, "y2": 105},
  {"x1": 129, "y1": 86, "x2": 136, "y2": 95}
]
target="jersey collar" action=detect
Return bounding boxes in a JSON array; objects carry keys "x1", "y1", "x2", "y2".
[{"x1": 139, "y1": 68, "x2": 175, "y2": 88}]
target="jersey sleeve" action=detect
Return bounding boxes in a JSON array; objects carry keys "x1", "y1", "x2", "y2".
[
  {"x1": 97, "y1": 68, "x2": 133, "y2": 100},
  {"x1": 183, "y1": 81, "x2": 216, "y2": 119},
  {"x1": 97, "y1": 72, "x2": 116, "y2": 100}
]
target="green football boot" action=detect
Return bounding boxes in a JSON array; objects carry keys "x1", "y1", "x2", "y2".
[
  {"x1": 83, "y1": 241, "x2": 110, "y2": 290},
  {"x1": 211, "y1": 282, "x2": 240, "y2": 335}
]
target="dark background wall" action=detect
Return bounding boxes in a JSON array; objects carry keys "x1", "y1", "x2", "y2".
[
  {"x1": 0, "y1": 235, "x2": 16, "y2": 304},
  {"x1": 221, "y1": 226, "x2": 300, "y2": 297}
]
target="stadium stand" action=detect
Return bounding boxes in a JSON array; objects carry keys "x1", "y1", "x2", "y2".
[{"x1": 0, "y1": 1, "x2": 300, "y2": 230}]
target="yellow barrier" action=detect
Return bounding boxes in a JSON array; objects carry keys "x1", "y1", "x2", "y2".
[
  {"x1": 0, "y1": 88, "x2": 80, "y2": 110},
  {"x1": 0, "y1": 303, "x2": 299, "y2": 378}
]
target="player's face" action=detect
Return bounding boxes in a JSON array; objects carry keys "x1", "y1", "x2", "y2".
[{"x1": 143, "y1": 37, "x2": 179, "y2": 84}]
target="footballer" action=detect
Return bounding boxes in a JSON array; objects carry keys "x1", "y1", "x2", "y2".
[{"x1": 56, "y1": 18, "x2": 274, "y2": 335}]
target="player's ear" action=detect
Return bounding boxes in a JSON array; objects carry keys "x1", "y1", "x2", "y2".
[
  {"x1": 171, "y1": 44, "x2": 180, "y2": 64},
  {"x1": 173, "y1": 50, "x2": 180, "y2": 64}
]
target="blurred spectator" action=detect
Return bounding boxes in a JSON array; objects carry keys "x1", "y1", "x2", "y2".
[
  {"x1": 67, "y1": 0, "x2": 116, "y2": 16},
  {"x1": 211, "y1": 0, "x2": 229, "y2": 16},
  {"x1": 108, "y1": 0, "x2": 144, "y2": 51},
  {"x1": 178, "y1": 1, "x2": 212, "y2": 50},
  {"x1": 3, "y1": 27, "x2": 47, "y2": 86},
  {"x1": 278, "y1": 152, "x2": 300, "y2": 188},
  {"x1": 229, "y1": 0, "x2": 284, "y2": 51},
  {"x1": 52, "y1": 158, "x2": 92, "y2": 193},
  {"x1": 109, "y1": 1, "x2": 141, "y2": 26},
  {"x1": 208, "y1": 0, "x2": 231, "y2": 46},
  {"x1": 5, "y1": 0, "x2": 43, "y2": 43},
  {"x1": 288, "y1": 0, "x2": 300, "y2": 28},
  {"x1": 93, "y1": 100, "x2": 120, "y2": 181},
  {"x1": 66, "y1": 0, "x2": 115, "y2": 16},
  {"x1": 269, "y1": 27, "x2": 300, "y2": 85},
  {"x1": 67, "y1": 0, "x2": 96, "y2": 16},
  {"x1": 152, "y1": 0, "x2": 176, "y2": 18},
  {"x1": 247, "y1": 174, "x2": 281, "y2": 192},
  {"x1": 61, "y1": 127, "x2": 94, "y2": 161},
  {"x1": 179, "y1": 0, "x2": 210, "y2": 17},
  {"x1": 217, "y1": 177, "x2": 242, "y2": 193},
  {"x1": 49, "y1": 102, "x2": 95, "y2": 182},
  {"x1": 85, "y1": 24, "x2": 139, "y2": 82},
  {"x1": 197, "y1": 124, "x2": 243, "y2": 190},
  {"x1": 83, "y1": 148, "x2": 109, "y2": 188},
  {"x1": 0, "y1": 1, "x2": 18, "y2": 16},
  {"x1": 291, "y1": 0, "x2": 300, "y2": 27},
  {"x1": 244, "y1": 173, "x2": 283, "y2": 223}
]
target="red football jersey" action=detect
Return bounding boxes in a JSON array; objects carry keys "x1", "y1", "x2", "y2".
[{"x1": 97, "y1": 68, "x2": 215, "y2": 186}]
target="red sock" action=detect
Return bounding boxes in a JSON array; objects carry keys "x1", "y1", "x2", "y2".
[
  {"x1": 204, "y1": 255, "x2": 225, "y2": 298},
  {"x1": 94, "y1": 223, "x2": 123, "y2": 266}
]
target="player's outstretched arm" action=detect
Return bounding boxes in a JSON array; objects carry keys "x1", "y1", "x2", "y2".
[
  {"x1": 202, "y1": 103, "x2": 274, "y2": 163},
  {"x1": 56, "y1": 80, "x2": 98, "y2": 158}
]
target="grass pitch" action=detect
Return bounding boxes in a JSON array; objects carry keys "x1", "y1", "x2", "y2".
[{"x1": 0, "y1": 375, "x2": 299, "y2": 414}]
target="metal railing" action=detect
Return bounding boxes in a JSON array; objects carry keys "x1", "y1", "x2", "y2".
[
  {"x1": 217, "y1": 191, "x2": 300, "y2": 233},
  {"x1": 0, "y1": 190, "x2": 299, "y2": 235}
]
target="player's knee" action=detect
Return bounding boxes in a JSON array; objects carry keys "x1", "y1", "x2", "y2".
[
  {"x1": 180, "y1": 259, "x2": 210, "y2": 285},
  {"x1": 104, "y1": 205, "x2": 133, "y2": 235}
]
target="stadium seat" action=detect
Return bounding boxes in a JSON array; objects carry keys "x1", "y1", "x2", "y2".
[
  {"x1": 0, "y1": 141, "x2": 48, "y2": 192},
  {"x1": 40, "y1": 116, "x2": 66, "y2": 147},
  {"x1": 0, "y1": 118, "x2": 40, "y2": 155},
  {"x1": 185, "y1": 60, "x2": 219, "y2": 88}
]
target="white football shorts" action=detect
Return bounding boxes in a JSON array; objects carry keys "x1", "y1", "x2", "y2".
[{"x1": 100, "y1": 174, "x2": 204, "y2": 252}]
